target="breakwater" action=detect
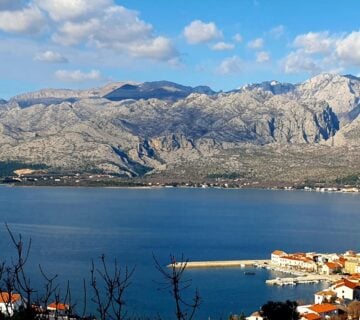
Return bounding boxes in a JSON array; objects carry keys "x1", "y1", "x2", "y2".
[{"x1": 168, "y1": 259, "x2": 270, "y2": 269}]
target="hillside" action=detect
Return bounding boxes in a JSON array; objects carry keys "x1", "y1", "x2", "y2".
[{"x1": 1, "y1": 73, "x2": 360, "y2": 184}]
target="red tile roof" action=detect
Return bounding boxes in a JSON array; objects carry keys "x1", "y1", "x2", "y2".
[
  {"x1": 47, "y1": 302, "x2": 69, "y2": 311},
  {"x1": 0, "y1": 292, "x2": 21, "y2": 303},
  {"x1": 325, "y1": 262, "x2": 341, "y2": 269},
  {"x1": 272, "y1": 250, "x2": 285, "y2": 256},
  {"x1": 309, "y1": 303, "x2": 337, "y2": 314},
  {"x1": 334, "y1": 279, "x2": 360, "y2": 290}
]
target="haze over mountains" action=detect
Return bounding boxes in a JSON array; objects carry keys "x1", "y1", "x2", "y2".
[{"x1": 1, "y1": 73, "x2": 360, "y2": 183}]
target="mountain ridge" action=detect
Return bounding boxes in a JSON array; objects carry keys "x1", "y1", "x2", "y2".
[{"x1": 1, "y1": 73, "x2": 360, "y2": 183}]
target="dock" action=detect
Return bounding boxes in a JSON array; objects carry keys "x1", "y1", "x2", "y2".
[
  {"x1": 266, "y1": 274, "x2": 342, "y2": 286},
  {"x1": 168, "y1": 259, "x2": 270, "y2": 269}
]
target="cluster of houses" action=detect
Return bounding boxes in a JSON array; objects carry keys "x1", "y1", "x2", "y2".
[
  {"x1": 0, "y1": 293, "x2": 71, "y2": 318},
  {"x1": 246, "y1": 250, "x2": 360, "y2": 320},
  {"x1": 271, "y1": 250, "x2": 360, "y2": 275}
]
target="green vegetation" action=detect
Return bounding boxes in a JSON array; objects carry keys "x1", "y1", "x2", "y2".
[
  {"x1": 261, "y1": 300, "x2": 299, "y2": 320},
  {"x1": 0, "y1": 161, "x2": 48, "y2": 177},
  {"x1": 335, "y1": 174, "x2": 360, "y2": 185},
  {"x1": 207, "y1": 172, "x2": 244, "y2": 179}
]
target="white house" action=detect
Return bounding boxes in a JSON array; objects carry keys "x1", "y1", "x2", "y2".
[
  {"x1": 314, "y1": 290, "x2": 336, "y2": 304},
  {"x1": 271, "y1": 250, "x2": 286, "y2": 264},
  {"x1": 277, "y1": 254, "x2": 317, "y2": 272},
  {"x1": 332, "y1": 279, "x2": 360, "y2": 300},
  {"x1": 322, "y1": 262, "x2": 342, "y2": 275},
  {"x1": 0, "y1": 292, "x2": 23, "y2": 316},
  {"x1": 298, "y1": 303, "x2": 338, "y2": 319}
]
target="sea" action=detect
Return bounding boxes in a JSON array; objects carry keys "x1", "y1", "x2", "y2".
[{"x1": 0, "y1": 186, "x2": 359, "y2": 319}]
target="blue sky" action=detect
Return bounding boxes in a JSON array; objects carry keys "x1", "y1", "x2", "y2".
[{"x1": 0, "y1": 0, "x2": 360, "y2": 98}]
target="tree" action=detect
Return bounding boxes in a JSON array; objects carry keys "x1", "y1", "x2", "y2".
[
  {"x1": 347, "y1": 300, "x2": 360, "y2": 319},
  {"x1": 90, "y1": 254, "x2": 135, "y2": 320},
  {"x1": 261, "y1": 300, "x2": 299, "y2": 320},
  {"x1": 154, "y1": 254, "x2": 201, "y2": 320}
]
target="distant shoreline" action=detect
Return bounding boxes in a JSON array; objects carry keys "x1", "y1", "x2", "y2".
[{"x1": 2, "y1": 182, "x2": 360, "y2": 196}]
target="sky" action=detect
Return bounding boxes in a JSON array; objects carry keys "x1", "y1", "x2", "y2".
[{"x1": 1, "y1": 0, "x2": 360, "y2": 98}]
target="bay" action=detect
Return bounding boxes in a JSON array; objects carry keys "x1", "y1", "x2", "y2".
[{"x1": 0, "y1": 186, "x2": 359, "y2": 318}]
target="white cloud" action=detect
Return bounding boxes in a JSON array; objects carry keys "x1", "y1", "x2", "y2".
[
  {"x1": 216, "y1": 55, "x2": 242, "y2": 75},
  {"x1": 128, "y1": 36, "x2": 177, "y2": 61},
  {"x1": 52, "y1": 5, "x2": 177, "y2": 61},
  {"x1": 52, "y1": 19, "x2": 100, "y2": 46},
  {"x1": 35, "y1": 0, "x2": 112, "y2": 22},
  {"x1": 282, "y1": 30, "x2": 360, "y2": 75},
  {"x1": 294, "y1": 31, "x2": 335, "y2": 54},
  {"x1": 0, "y1": 4, "x2": 45, "y2": 34},
  {"x1": 55, "y1": 69, "x2": 102, "y2": 82},
  {"x1": 248, "y1": 38, "x2": 264, "y2": 49},
  {"x1": 336, "y1": 31, "x2": 360, "y2": 66},
  {"x1": 283, "y1": 50, "x2": 321, "y2": 74},
  {"x1": 269, "y1": 25, "x2": 285, "y2": 38},
  {"x1": 34, "y1": 50, "x2": 68, "y2": 63},
  {"x1": 183, "y1": 20, "x2": 222, "y2": 44},
  {"x1": 233, "y1": 33, "x2": 243, "y2": 43},
  {"x1": 256, "y1": 51, "x2": 270, "y2": 63},
  {"x1": 211, "y1": 42, "x2": 234, "y2": 51}
]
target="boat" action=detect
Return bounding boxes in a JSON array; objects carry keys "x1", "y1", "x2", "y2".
[{"x1": 244, "y1": 271, "x2": 255, "y2": 275}]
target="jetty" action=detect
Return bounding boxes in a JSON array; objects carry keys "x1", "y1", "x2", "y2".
[
  {"x1": 266, "y1": 274, "x2": 342, "y2": 286},
  {"x1": 168, "y1": 259, "x2": 270, "y2": 269}
]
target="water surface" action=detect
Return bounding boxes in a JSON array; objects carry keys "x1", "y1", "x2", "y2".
[{"x1": 0, "y1": 187, "x2": 359, "y2": 318}]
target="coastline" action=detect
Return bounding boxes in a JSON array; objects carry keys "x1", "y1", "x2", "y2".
[{"x1": 2, "y1": 183, "x2": 360, "y2": 197}]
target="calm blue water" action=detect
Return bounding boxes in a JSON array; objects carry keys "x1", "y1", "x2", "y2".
[{"x1": 0, "y1": 186, "x2": 359, "y2": 318}]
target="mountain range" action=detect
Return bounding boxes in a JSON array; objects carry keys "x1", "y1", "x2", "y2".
[{"x1": 1, "y1": 73, "x2": 360, "y2": 184}]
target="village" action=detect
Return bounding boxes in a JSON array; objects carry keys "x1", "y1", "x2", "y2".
[
  {"x1": 0, "y1": 249, "x2": 360, "y2": 319},
  {"x1": 246, "y1": 249, "x2": 360, "y2": 320}
]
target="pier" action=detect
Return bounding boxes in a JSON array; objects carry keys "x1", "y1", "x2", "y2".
[
  {"x1": 265, "y1": 274, "x2": 342, "y2": 286},
  {"x1": 168, "y1": 259, "x2": 270, "y2": 269}
]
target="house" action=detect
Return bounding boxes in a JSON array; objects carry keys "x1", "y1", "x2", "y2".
[
  {"x1": 322, "y1": 262, "x2": 342, "y2": 275},
  {"x1": 0, "y1": 292, "x2": 23, "y2": 316},
  {"x1": 277, "y1": 254, "x2": 317, "y2": 272},
  {"x1": 271, "y1": 250, "x2": 286, "y2": 264},
  {"x1": 47, "y1": 302, "x2": 70, "y2": 315},
  {"x1": 345, "y1": 259, "x2": 360, "y2": 274},
  {"x1": 308, "y1": 303, "x2": 338, "y2": 318},
  {"x1": 332, "y1": 279, "x2": 360, "y2": 300},
  {"x1": 314, "y1": 290, "x2": 336, "y2": 304}
]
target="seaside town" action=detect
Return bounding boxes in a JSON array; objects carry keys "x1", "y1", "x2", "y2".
[
  {"x1": 244, "y1": 249, "x2": 360, "y2": 320},
  {"x1": 0, "y1": 250, "x2": 360, "y2": 319}
]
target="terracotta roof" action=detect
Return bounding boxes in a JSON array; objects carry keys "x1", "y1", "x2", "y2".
[
  {"x1": 283, "y1": 255, "x2": 314, "y2": 263},
  {"x1": 335, "y1": 279, "x2": 360, "y2": 290},
  {"x1": 349, "y1": 273, "x2": 360, "y2": 280},
  {"x1": 325, "y1": 262, "x2": 341, "y2": 269},
  {"x1": 302, "y1": 313, "x2": 321, "y2": 320},
  {"x1": 47, "y1": 302, "x2": 69, "y2": 311},
  {"x1": 0, "y1": 292, "x2": 21, "y2": 303},
  {"x1": 272, "y1": 250, "x2": 285, "y2": 256},
  {"x1": 315, "y1": 290, "x2": 336, "y2": 296},
  {"x1": 293, "y1": 252, "x2": 306, "y2": 257},
  {"x1": 309, "y1": 303, "x2": 337, "y2": 314}
]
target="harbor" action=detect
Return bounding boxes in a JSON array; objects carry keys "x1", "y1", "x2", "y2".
[
  {"x1": 169, "y1": 259, "x2": 270, "y2": 268},
  {"x1": 265, "y1": 274, "x2": 342, "y2": 286}
]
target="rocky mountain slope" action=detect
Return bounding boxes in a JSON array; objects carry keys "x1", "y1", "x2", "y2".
[{"x1": 0, "y1": 73, "x2": 359, "y2": 183}]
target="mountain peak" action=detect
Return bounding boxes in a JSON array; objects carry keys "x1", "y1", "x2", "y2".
[{"x1": 104, "y1": 80, "x2": 215, "y2": 102}]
